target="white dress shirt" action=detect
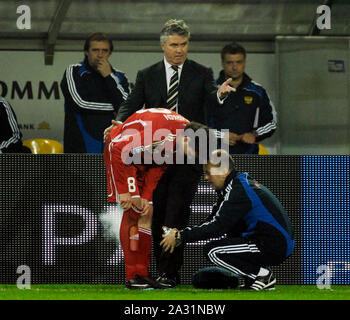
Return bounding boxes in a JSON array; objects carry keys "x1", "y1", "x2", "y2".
[
  {"x1": 163, "y1": 56, "x2": 224, "y2": 107},
  {"x1": 163, "y1": 57, "x2": 183, "y2": 92}
]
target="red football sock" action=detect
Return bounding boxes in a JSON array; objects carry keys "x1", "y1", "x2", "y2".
[
  {"x1": 136, "y1": 227, "x2": 152, "y2": 278},
  {"x1": 119, "y1": 208, "x2": 139, "y2": 281}
]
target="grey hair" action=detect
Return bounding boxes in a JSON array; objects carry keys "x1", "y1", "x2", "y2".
[{"x1": 160, "y1": 19, "x2": 190, "y2": 44}]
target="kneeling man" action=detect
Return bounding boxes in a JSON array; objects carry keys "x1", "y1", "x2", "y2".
[{"x1": 161, "y1": 150, "x2": 294, "y2": 291}]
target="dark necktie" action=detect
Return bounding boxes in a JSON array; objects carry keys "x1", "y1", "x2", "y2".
[{"x1": 167, "y1": 65, "x2": 179, "y2": 111}]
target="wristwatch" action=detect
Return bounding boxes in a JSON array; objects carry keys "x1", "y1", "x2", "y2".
[{"x1": 174, "y1": 230, "x2": 182, "y2": 247}]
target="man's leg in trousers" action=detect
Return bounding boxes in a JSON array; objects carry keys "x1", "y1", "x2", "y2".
[
  {"x1": 156, "y1": 164, "x2": 202, "y2": 280},
  {"x1": 158, "y1": 207, "x2": 190, "y2": 278},
  {"x1": 151, "y1": 171, "x2": 170, "y2": 272},
  {"x1": 203, "y1": 237, "x2": 268, "y2": 287}
]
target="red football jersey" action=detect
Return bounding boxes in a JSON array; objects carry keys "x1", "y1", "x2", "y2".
[{"x1": 104, "y1": 108, "x2": 189, "y2": 203}]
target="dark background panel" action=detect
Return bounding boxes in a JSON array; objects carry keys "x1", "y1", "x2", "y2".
[{"x1": 1, "y1": 154, "x2": 300, "y2": 284}]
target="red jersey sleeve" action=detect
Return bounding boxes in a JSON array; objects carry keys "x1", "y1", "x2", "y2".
[{"x1": 108, "y1": 134, "x2": 140, "y2": 198}]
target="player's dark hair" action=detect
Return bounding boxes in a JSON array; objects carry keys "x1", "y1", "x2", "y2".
[
  {"x1": 183, "y1": 122, "x2": 210, "y2": 134},
  {"x1": 221, "y1": 42, "x2": 246, "y2": 60},
  {"x1": 182, "y1": 122, "x2": 216, "y2": 160},
  {"x1": 84, "y1": 32, "x2": 114, "y2": 52}
]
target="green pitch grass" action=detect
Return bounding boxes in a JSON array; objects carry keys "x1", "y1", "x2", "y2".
[{"x1": 0, "y1": 284, "x2": 350, "y2": 300}]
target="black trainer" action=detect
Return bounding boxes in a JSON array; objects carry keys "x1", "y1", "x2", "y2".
[
  {"x1": 250, "y1": 268, "x2": 276, "y2": 291},
  {"x1": 125, "y1": 275, "x2": 154, "y2": 290},
  {"x1": 156, "y1": 274, "x2": 177, "y2": 289}
]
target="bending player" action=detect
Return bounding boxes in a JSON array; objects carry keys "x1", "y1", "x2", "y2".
[
  {"x1": 104, "y1": 107, "x2": 210, "y2": 289},
  {"x1": 161, "y1": 149, "x2": 294, "y2": 291}
]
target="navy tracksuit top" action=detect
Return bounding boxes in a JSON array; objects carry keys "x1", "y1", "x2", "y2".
[{"x1": 181, "y1": 170, "x2": 295, "y2": 259}]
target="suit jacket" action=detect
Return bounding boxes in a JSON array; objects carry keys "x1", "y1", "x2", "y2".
[{"x1": 116, "y1": 59, "x2": 218, "y2": 124}]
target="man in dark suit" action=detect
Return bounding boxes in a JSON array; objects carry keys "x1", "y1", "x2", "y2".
[{"x1": 109, "y1": 19, "x2": 235, "y2": 288}]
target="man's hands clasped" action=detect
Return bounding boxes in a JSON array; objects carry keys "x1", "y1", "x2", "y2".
[{"x1": 119, "y1": 193, "x2": 152, "y2": 216}]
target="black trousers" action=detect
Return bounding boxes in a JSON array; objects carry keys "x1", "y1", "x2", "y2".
[
  {"x1": 152, "y1": 164, "x2": 202, "y2": 280},
  {"x1": 203, "y1": 237, "x2": 286, "y2": 284}
]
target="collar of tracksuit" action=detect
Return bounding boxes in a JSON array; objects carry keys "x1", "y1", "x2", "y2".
[{"x1": 216, "y1": 169, "x2": 239, "y2": 198}]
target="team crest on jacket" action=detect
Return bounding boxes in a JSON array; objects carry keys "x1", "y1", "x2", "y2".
[{"x1": 244, "y1": 96, "x2": 253, "y2": 104}]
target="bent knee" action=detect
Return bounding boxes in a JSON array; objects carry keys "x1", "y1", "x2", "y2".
[{"x1": 203, "y1": 241, "x2": 216, "y2": 260}]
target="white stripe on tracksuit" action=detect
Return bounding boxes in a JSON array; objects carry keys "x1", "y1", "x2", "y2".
[
  {"x1": 249, "y1": 82, "x2": 277, "y2": 137},
  {"x1": 66, "y1": 64, "x2": 115, "y2": 111},
  {"x1": 244, "y1": 81, "x2": 277, "y2": 136},
  {"x1": 0, "y1": 98, "x2": 21, "y2": 151},
  {"x1": 207, "y1": 243, "x2": 261, "y2": 280},
  {"x1": 110, "y1": 73, "x2": 129, "y2": 100}
]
